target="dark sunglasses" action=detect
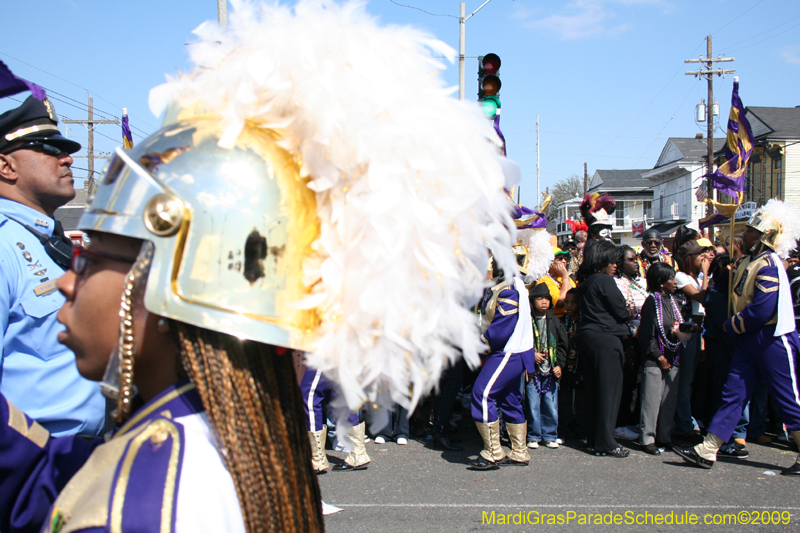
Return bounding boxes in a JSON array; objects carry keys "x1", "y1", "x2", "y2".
[
  {"x1": 71, "y1": 245, "x2": 137, "y2": 275},
  {"x1": 3, "y1": 140, "x2": 69, "y2": 157},
  {"x1": 642, "y1": 239, "x2": 662, "y2": 246}
]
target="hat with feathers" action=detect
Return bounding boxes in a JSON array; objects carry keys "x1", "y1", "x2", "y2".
[{"x1": 580, "y1": 192, "x2": 616, "y2": 227}]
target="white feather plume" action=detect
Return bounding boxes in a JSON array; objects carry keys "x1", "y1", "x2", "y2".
[
  {"x1": 519, "y1": 228, "x2": 554, "y2": 282},
  {"x1": 758, "y1": 199, "x2": 800, "y2": 258},
  {"x1": 150, "y1": 0, "x2": 517, "y2": 413}
]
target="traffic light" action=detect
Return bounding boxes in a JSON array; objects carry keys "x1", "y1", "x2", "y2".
[{"x1": 478, "y1": 53, "x2": 501, "y2": 119}]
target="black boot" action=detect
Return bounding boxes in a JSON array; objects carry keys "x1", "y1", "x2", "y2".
[{"x1": 433, "y1": 429, "x2": 463, "y2": 451}]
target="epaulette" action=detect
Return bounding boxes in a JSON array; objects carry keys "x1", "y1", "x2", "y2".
[{"x1": 46, "y1": 416, "x2": 185, "y2": 533}]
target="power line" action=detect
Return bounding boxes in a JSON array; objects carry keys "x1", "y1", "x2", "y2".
[
  {"x1": 387, "y1": 0, "x2": 458, "y2": 18},
  {"x1": 0, "y1": 51, "x2": 157, "y2": 130},
  {"x1": 634, "y1": 79, "x2": 701, "y2": 164},
  {"x1": 584, "y1": 38, "x2": 708, "y2": 167},
  {"x1": 727, "y1": 21, "x2": 800, "y2": 54},
  {"x1": 721, "y1": 14, "x2": 800, "y2": 52},
  {"x1": 711, "y1": 0, "x2": 766, "y2": 36}
]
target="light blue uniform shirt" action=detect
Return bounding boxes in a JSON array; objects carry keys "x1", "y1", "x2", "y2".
[{"x1": 0, "y1": 197, "x2": 105, "y2": 436}]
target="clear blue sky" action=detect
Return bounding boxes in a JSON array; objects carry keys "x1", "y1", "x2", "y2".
[{"x1": 3, "y1": 0, "x2": 799, "y2": 211}]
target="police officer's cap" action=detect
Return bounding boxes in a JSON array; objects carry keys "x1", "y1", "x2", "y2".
[{"x1": 0, "y1": 96, "x2": 81, "y2": 155}]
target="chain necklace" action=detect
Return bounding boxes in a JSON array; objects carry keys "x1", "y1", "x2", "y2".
[
  {"x1": 532, "y1": 316, "x2": 556, "y2": 393},
  {"x1": 653, "y1": 292, "x2": 682, "y2": 365}
]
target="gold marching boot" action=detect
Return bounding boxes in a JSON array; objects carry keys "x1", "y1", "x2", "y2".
[
  {"x1": 332, "y1": 422, "x2": 371, "y2": 472},
  {"x1": 781, "y1": 431, "x2": 800, "y2": 476},
  {"x1": 468, "y1": 420, "x2": 507, "y2": 470},
  {"x1": 505, "y1": 422, "x2": 530, "y2": 466},
  {"x1": 308, "y1": 425, "x2": 330, "y2": 474}
]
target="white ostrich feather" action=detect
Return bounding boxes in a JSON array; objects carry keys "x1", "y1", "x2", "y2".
[
  {"x1": 150, "y1": 0, "x2": 517, "y2": 414},
  {"x1": 519, "y1": 228, "x2": 554, "y2": 282},
  {"x1": 758, "y1": 199, "x2": 800, "y2": 259}
]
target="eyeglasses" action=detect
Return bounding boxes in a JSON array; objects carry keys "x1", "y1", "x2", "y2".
[
  {"x1": 642, "y1": 239, "x2": 662, "y2": 246},
  {"x1": 71, "y1": 245, "x2": 137, "y2": 275},
  {"x1": 2, "y1": 141, "x2": 68, "y2": 157}
]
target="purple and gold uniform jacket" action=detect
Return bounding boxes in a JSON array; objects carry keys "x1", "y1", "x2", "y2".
[
  {"x1": 0, "y1": 381, "x2": 244, "y2": 533},
  {"x1": 479, "y1": 280, "x2": 536, "y2": 372},
  {"x1": 726, "y1": 250, "x2": 781, "y2": 336}
]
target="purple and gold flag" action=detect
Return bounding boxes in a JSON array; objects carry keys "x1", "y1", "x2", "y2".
[
  {"x1": 122, "y1": 110, "x2": 133, "y2": 149},
  {"x1": 0, "y1": 61, "x2": 46, "y2": 101},
  {"x1": 702, "y1": 80, "x2": 753, "y2": 201}
]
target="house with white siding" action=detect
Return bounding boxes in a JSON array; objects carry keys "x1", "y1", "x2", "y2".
[
  {"x1": 732, "y1": 106, "x2": 800, "y2": 213},
  {"x1": 643, "y1": 136, "x2": 725, "y2": 238},
  {"x1": 553, "y1": 169, "x2": 652, "y2": 247}
]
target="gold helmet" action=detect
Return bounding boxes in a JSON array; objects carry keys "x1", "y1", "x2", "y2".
[
  {"x1": 82, "y1": 118, "x2": 319, "y2": 349},
  {"x1": 746, "y1": 199, "x2": 800, "y2": 258}
]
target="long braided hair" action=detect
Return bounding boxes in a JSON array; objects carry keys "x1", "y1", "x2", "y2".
[{"x1": 170, "y1": 321, "x2": 324, "y2": 532}]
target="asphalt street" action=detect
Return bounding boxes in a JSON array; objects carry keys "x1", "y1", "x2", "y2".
[{"x1": 318, "y1": 429, "x2": 799, "y2": 533}]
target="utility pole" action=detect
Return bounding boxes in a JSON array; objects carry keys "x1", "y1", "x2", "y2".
[
  {"x1": 218, "y1": 0, "x2": 228, "y2": 28},
  {"x1": 536, "y1": 114, "x2": 540, "y2": 208},
  {"x1": 458, "y1": 0, "x2": 496, "y2": 100},
  {"x1": 583, "y1": 162, "x2": 588, "y2": 196},
  {"x1": 62, "y1": 92, "x2": 119, "y2": 195},
  {"x1": 685, "y1": 35, "x2": 734, "y2": 236}
]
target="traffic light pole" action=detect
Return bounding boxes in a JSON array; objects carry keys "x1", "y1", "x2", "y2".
[{"x1": 458, "y1": 0, "x2": 496, "y2": 101}]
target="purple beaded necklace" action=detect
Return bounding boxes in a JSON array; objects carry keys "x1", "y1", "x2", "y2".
[{"x1": 653, "y1": 291, "x2": 683, "y2": 365}]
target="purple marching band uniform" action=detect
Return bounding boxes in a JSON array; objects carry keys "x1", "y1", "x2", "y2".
[
  {"x1": 675, "y1": 241, "x2": 800, "y2": 475},
  {"x1": 0, "y1": 381, "x2": 246, "y2": 533},
  {"x1": 300, "y1": 366, "x2": 368, "y2": 473},
  {"x1": 469, "y1": 277, "x2": 536, "y2": 469},
  {"x1": 710, "y1": 251, "x2": 800, "y2": 443}
]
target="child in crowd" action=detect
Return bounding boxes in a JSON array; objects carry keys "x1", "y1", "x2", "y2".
[
  {"x1": 559, "y1": 289, "x2": 582, "y2": 437},
  {"x1": 525, "y1": 283, "x2": 568, "y2": 449}
]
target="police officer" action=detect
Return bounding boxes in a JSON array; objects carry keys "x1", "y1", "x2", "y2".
[{"x1": 0, "y1": 96, "x2": 105, "y2": 436}]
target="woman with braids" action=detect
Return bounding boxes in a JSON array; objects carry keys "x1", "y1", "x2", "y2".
[
  {"x1": 575, "y1": 239, "x2": 632, "y2": 458},
  {"x1": 0, "y1": 2, "x2": 522, "y2": 531}
]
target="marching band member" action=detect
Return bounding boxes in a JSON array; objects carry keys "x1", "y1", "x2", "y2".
[{"x1": 675, "y1": 200, "x2": 800, "y2": 476}]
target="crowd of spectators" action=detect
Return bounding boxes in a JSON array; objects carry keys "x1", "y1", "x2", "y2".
[{"x1": 358, "y1": 228, "x2": 799, "y2": 466}]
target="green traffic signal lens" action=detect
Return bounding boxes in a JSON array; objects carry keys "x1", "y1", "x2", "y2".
[{"x1": 482, "y1": 98, "x2": 499, "y2": 118}]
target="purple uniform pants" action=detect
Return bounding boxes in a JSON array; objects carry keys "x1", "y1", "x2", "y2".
[
  {"x1": 471, "y1": 351, "x2": 526, "y2": 424},
  {"x1": 708, "y1": 325, "x2": 800, "y2": 441}
]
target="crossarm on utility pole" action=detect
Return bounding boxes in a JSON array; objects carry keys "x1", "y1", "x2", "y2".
[{"x1": 465, "y1": 0, "x2": 495, "y2": 22}]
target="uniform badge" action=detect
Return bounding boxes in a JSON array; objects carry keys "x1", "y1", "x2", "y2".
[
  {"x1": 34, "y1": 219, "x2": 50, "y2": 228},
  {"x1": 44, "y1": 99, "x2": 58, "y2": 122},
  {"x1": 34, "y1": 269, "x2": 47, "y2": 276},
  {"x1": 34, "y1": 280, "x2": 58, "y2": 297},
  {"x1": 22, "y1": 251, "x2": 32, "y2": 262},
  {"x1": 39, "y1": 277, "x2": 50, "y2": 283},
  {"x1": 16, "y1": 242, "x2": 25, "y2": 250},
  {"x1": 28, "y1": 261, "x2": 43, "y2": 271}
]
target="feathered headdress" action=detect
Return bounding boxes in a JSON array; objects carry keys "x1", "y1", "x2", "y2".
[
  {"x1": 564, "y1": 219, "x2": 588, "y2": 234},
  {"x1": 511, "y1": 193, "x2": 553, "y2": 283},
  {"x1": 149, "y1": 0, "x2": 518, "y2": 415},
  {"x1": 579, "y1": 192, "x2": 616, "y2": 227},
  {"x1": 748, "y1": 199, "x2": 800, "y2": 259}
]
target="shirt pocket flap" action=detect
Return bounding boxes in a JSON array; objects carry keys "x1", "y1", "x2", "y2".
[{"x1": 20, "y1": 292, "x2": 61, "y2": 319}]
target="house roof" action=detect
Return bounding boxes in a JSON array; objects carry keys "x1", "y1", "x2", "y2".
[
  {"x1": 654, "y1": 137, "x2": 726, "y2": 169},
  {"x1": 589, "y1": 169, "x2": 650, "y2": 191},
  {"x1": 55, "y1": 206, "x2": 85, "y2": 230},
  {"x1": 745, "y1": 106, "x2": 800, "y2": 140},
  {"x1": 65, "y1": 189, "x2": 89, "y2": 206}
]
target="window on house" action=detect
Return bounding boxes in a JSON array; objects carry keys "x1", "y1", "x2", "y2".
[{"x1": 616, "y1": 202, "x2": 626, "y2": 227}]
